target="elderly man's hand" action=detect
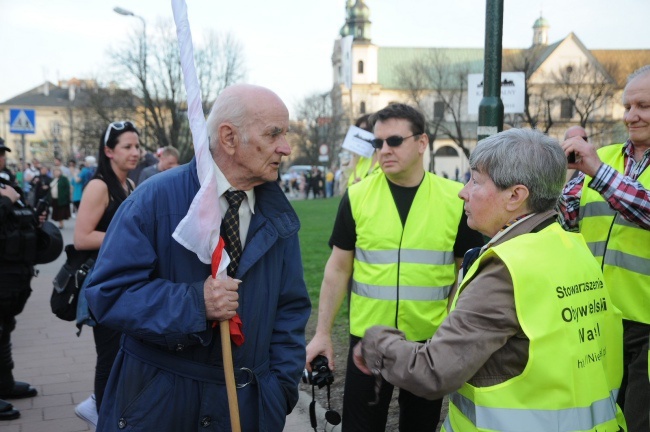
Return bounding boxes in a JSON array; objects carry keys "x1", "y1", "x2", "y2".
[
  {"x1": 203, "y1": 276, "x2": 241, "y2": 321},
  {"x1": 562, "y1": 136, "x2": 602, "y2": 178}
]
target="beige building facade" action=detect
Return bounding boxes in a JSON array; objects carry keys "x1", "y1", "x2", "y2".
[{"x1": 332, "y1": 1, "x2": 650, "y2": 178}]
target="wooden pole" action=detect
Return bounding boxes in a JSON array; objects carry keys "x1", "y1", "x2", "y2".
[{"x1": 220, "y1": 320, "x2": 241, "y2": 432}]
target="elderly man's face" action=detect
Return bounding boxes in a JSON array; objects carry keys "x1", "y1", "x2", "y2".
[
  {"x1": 459, "y1": 169, "x2": 512, "y2": 237},
  {"x1": 623, "y1": 73, "x2": 650, "y2": 148},
  {"x1": 234, "y1": 95, "x2": 291, "y2": 186}
]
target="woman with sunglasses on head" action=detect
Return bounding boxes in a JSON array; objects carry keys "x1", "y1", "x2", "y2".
[{"x1": 73, "y1": 121, "x2": 140, "y2": 428}]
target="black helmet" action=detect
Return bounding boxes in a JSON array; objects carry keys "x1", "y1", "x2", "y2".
[
  {"x1": 0, "y1": 137, "x2": 10, "y2": 152},
  {"x1": 35, "y1": 221, "x2": 64, "y2": 264}
]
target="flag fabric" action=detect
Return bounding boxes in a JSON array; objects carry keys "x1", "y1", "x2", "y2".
[
  {"x1": 341, "y1": 35, "x2": 354, "y2": 90},
  {"x1": 171, "y1": 0, "x2": 243, "y2": 345}
]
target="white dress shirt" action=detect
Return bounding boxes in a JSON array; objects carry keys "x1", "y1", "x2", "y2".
[{"x1": 213, "y1": 161, "x2": 255, "y2": 247}]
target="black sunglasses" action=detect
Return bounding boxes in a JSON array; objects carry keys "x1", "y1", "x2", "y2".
[
  {"x1": 371, "y1": 133, "x2": 420, "y2": 149},
  {"x1": 103, "y1": 121, "x2": 135, "y2": 146}
]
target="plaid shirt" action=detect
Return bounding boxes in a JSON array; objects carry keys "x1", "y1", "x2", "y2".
[{"x1": 557, "y1": 140, "x2": 650, "y2": 231}]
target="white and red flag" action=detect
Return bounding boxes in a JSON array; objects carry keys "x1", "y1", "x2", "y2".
[{"x1": 171, "y1": 0, "x2": 243, "y2": 345}]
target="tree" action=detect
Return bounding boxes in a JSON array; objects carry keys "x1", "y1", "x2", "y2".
[
  {"x1": 108, "y1": 19, "x2": 246, "y2": 161},
  {"x1": 74, "y1": 84, "x2": 140, "y2": 158},
  {"x1": 551, "y1": 61, "x2": 616, "y2": 128},
  {"x1": 292, "y1": 92, "x2": 346, "y2": 168},
  {"x1": 502, "y1": 47, "x2": 557, "y2": 133},
  {"x1": 395, "y1": 50, "x2": 473, "y2": 158}
]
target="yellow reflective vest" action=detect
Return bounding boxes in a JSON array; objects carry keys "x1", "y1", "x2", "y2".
[
  {"x1": 348, "y1": 155, "x2": 380, "y2": 187},
  {"x1": 444, "y1": 223, "x2": 625, "y2": 432},
  {"x1": 579, "y1": 144, "x2": 650, "y2": 324},
  {"x1": 348, "y1": 172, "x2": 464, "y2": 341}
]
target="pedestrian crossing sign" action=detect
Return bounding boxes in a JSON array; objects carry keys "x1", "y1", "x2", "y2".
[{"x1": 9, "y1": 109, "x2": 36, "y2": 134}]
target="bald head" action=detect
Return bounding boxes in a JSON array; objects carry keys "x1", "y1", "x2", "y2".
[
  {"x1": 207, "y1": 84, "x2": 287, "y2": 142},
  {"x1": 564, "y1": 126, "x2": 587, "y2": 141},
  {"x1": 207, "y1": 84, "x2": 291, "y2": 190}
]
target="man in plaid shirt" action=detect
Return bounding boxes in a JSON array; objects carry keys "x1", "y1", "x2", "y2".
[{"x1": 558, "y1": 65, "x2": 650, "y2": 432}]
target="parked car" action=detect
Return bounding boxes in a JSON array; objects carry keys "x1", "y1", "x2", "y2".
[{"x1": 280, "y1": 165, "x2": 324, "y2": 182}]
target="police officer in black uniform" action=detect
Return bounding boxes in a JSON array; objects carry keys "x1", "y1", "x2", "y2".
[{"x1": 0, "y1": 139, "x2": 62, "y2": 420}]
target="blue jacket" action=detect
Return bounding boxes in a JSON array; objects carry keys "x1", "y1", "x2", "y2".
[{"x1": 86, "y1": 159, "x2": 311, "y2": 431}]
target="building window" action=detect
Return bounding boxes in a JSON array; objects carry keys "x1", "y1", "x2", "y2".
[
  {"x1": 561, "y1": 99, "x2": 573, "y2": 119},
  {"x1": 360, "y1": 101, "x2": 366, "y2": 114},
  {"x1": 358, "y1": 60, "x2": 364, "y2": 74},
  {"x1": 433, "y1": 101, "x2": 445, "y2": 120},
  {"x1": 434, "y1": 145, "x2": 459, "y2": 157}
]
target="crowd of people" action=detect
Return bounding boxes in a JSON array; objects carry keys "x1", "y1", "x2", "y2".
[
  {"x1": 0, "y1": 134, "x2": 179, "y2": 424},
  {"x1": 0, "y1": 63, "x2": 648, "y2": 432}
]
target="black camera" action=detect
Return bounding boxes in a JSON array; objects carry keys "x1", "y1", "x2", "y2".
[
  {"x1": 35, "y1": 198, "x2": 49, "y2": 217},
  {"x1": 302, "y1": 355, "x2": 334, "y2": 389}
]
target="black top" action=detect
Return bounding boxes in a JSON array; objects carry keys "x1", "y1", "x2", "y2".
[
  {"x1": 96, "y1": 179, "x2": 134, "y2": 233},
  {"x1": 329, "y1": 178, "x2": 484, "y2": 258}
]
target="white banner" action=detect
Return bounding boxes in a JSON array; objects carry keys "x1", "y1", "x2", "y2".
[
  {"x1": 467, "y1": 72, "x2": 526, "y2": 115},
  {"x1": 342, "y1": 125, "x2": 375, "y2": 158},
  {"x1": 341, "y1": 35, "x2": 354, "y2": 90}
]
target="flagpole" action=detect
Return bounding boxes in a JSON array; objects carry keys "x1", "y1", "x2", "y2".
[
  {"x1": 220, "y1": 321, "x2": 241, "y2": 431},
  {"x1": 171, "y1": 1, "x2": 241, "y2": 430}
]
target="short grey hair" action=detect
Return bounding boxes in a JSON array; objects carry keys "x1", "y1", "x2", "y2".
[
  {"x1": 627, "y1": 65, "x2": 650, "y2": 83},
  {"x1": 160, "y1": 145, "x2": 180, "y2": 159},
  {"x1": 470, "y1": 128, "x2": 567, "y2": 213},
  {"x1": 206, "y1": 89, "x2": 249, "y2": 150}
]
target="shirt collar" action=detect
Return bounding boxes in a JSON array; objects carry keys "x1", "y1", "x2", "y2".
[
  {"x1": 481, "y1": 213, "x2": 535, "y2": 254},
  {"x1": 213, "y1": 160, "x2": 256, "y2": 214},
  {"x1": 623, "y1": 139, "x2": 650, "y2": 157}
]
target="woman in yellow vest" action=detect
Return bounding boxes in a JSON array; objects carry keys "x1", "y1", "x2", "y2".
[{"x1": 353, "y1": 128, "x2": 626, "y2": 431}]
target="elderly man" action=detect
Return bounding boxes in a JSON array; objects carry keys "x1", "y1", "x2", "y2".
[
  {"x1": 559, "y1": 65, "x2": 650, "y2": 432},
  {"x1": 137, "y1": 145, "x2": 180, "y2": 184},
  {"x1": 85, "y1": 84, "x2": 311, "y2": 432},
  {"x1": 354, "y1": 128, "x2": 626, "y2": 431}
]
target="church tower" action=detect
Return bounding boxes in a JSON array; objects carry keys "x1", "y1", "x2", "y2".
[
  {"x1": 332, "y1": 0, "x2": 379, "y2": 121},
  {"x1": 532, "y1": 14, "x2": 549, "y2": 46},
  {"x1": 340, "y1": 0, "x2": 372, "y2": 41}
]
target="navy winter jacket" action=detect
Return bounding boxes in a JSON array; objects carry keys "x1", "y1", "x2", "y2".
[{"x1": 86, "y1": 159, "x2": 311, "y2": 431}]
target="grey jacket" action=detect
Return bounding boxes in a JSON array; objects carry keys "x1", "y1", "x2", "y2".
[{"x1": 359, "y1": 211, "x2": 558, "y2": 400}]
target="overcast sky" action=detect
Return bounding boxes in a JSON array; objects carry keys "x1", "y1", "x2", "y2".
[{"x1": 1, "y1": 0, "x2": 649, "y2": 115}]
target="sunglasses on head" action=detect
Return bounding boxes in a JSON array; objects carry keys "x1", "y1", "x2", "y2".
[
  {"x1": 370, "y1": 133, "x2": 420, "y2": 149},
  {"x1": 103, "y1": 121, "x2": 135, "y2": 146}
]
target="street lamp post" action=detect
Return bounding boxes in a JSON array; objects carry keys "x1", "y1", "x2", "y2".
[
  {"x1": 114, "y1": 6, "x2": 148, "y2": 147},
  {"x1": 478, "y1": 0, "x2": 504, "y2": 142}
]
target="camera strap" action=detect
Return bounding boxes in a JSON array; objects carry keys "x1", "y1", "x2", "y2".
[{"x1": 308, "y1": 381, "x2": 341, "y2": 432}]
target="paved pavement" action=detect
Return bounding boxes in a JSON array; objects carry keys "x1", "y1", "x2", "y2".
[{"x1": 2, "y1": 218, "x2": 329, "y2": 431}]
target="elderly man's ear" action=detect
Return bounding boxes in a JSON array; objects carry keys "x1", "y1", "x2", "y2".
[
  {"x1": 505, "y1": 184, "x2": 530, "y2": 212},
  {"x1": 218, "y1": 123, "x2": 239, "y2": 155}
]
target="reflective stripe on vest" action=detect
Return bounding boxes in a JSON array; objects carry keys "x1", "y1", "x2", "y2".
[
  {"x1": 444, "y1": 390, "x2": 619, "y2": 432},
  {"x1": 348, "y1": 172, "x2": 464, "y2": 341},
  {"x1": 447, "y1": 223, "x2": 625, "y2": 431},
  {"x1": 355, "y1": 248, "x2": 454, "y2": 266},
  {"x1": 579, "y1": 144, "x2": 650, "y2": 323}
]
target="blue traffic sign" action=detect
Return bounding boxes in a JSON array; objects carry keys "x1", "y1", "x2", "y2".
[{"x1": 9, "y1": 109, "x2": 36, "y2": 134}]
